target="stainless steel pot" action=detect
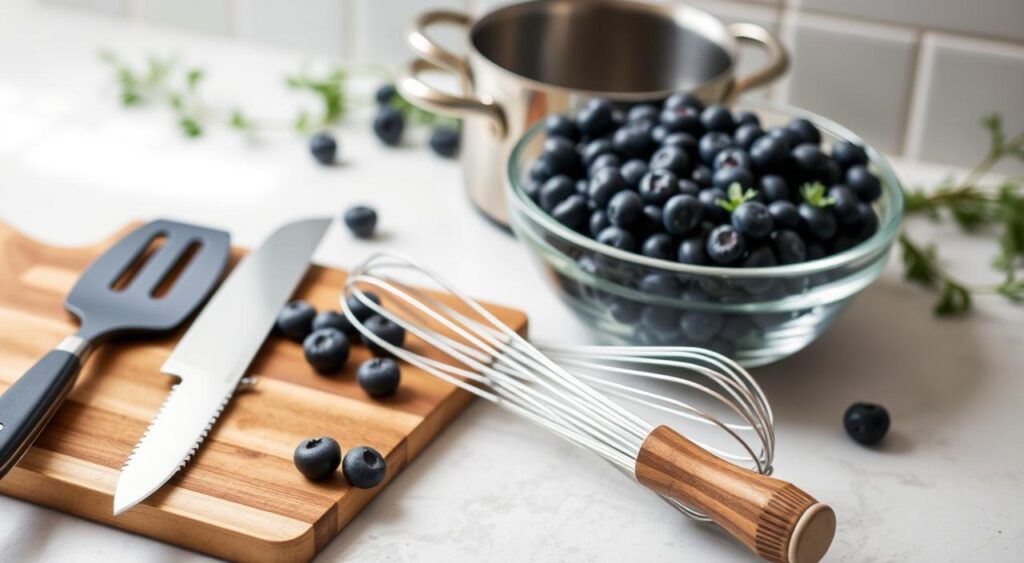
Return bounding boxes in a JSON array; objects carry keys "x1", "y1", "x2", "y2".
[{"x1": 398, "y1": 0, "x2": 788, "y2": 227}]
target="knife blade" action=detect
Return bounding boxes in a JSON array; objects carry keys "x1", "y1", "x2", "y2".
[{"x1": 113, "y1": 217, "x2": 332, "y2": 515}]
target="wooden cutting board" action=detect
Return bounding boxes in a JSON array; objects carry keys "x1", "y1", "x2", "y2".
[{"x1": 0, "y1": 221, "x2": 527, "y2": 562}]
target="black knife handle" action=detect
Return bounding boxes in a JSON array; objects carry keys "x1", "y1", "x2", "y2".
[{"x1": 0, "y1": 347, "x2": 83, "y2": 478}]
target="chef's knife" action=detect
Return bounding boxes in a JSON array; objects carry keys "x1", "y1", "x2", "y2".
[{"x1": 113, "y1": 217, "x2": 332, "y2": 515}]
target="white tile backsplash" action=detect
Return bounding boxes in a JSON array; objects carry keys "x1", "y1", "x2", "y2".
[
  {"x1": 357, "y1": 0, "x2": 469, "y2": 69},
  {"x1": 41, "y1": 0, "x2": 125, "y2": 15},
  {"x1": 139, "y1": 0, "x2": 230, "y2": 36},
  {"x1": 797, "y1": 0, "x2": 1024, "y2": 44},
  {"x1": 905, "y1": 33, "x2": 1024, "y2": 173},
  {"x1": 235, "y1": 0, "x2": 346, "y2": 57},
  {"x1": 779, "y1": 11, "x2": 917, "y2": 153}
]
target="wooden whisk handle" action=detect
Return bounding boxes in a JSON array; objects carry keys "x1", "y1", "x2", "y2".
[{"x1": 635, "y1": 426, "x2": 835, "y2": 563}]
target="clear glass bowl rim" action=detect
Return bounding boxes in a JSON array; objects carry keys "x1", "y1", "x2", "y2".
[{"x1": 506, "y1": 100, "x2": 905, "y2": 279}]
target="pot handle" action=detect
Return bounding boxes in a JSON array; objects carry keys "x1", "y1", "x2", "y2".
[
  {"x1": 725, "y1": 22, "x2": 789, "y2": 103},
  {"x1": 397, "y1": 58, "x2": 508, "y2": 138},
  {"x1": 408, "y1": 10, "x2": 472, "y2": 78}
]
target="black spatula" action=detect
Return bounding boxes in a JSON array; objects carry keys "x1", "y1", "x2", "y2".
[{"x1": 0, "y1": 219, "x2": 230, "y2": 478}]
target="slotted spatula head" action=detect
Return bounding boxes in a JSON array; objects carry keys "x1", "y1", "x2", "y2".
[{"x1": 66, "y1": 220, "x2": 231, "y2": 341}]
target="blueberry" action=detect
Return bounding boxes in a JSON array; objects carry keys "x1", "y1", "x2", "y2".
[
  {"x1": 698, "y1": 132, "x2": 733, "y2": 165},
  {"x1": 639, "y1": 169, "x2": 680, "y2": 205},
  {"x1": 846, "y1": 165, "x2": 882, "y2": 202},
  {"x1": 691, "y1": 165, "x2": 713, "y2": 187},
  {"x1": 276, "y1": 300, "x2": 316, "y2": 341},
  {"x1": 662, "y1": 194, "x2": 703, "y2": 236},
  {"x1": 309, "y1": 133, "x2": 337, "y2": 165},
  {"x1": 539, "y1": 175, "x2": 574, "y2": 211},
  {"x1": 799, "y1": 203, "x2": 838, "y2": 240},
  {"x1": 830, "y1": 234, "x2": 858, "y2": 254},
  {"x1": 343, "y1": 205, "x2": 378, "y2": 239},
  {"x1": 661, "y1": 132, "x2": 698, "y2": 155},
  {"x1": 634, "y1": 204, "x2": 663, "y2": 239},
  {"x1": 786, "y1": 118, "x2": 821, "y2": 145},
  {"x1": 607, "y1": 190, "x2": 643, "y2": 227},
  {"x1": 732, "y1": 201, "x2": 773, "y2": 238},
  {"x1": 589, "y1": 209, "x2": 611, "y2": 236},
  {"x1": 768, "y1": 200, "x2": 799, "y2": 229},
  {"x1": 612, "y1": 123, "x2": 653, "y2": 159},
  {"x1": 345, "y1": 291, "x2": 381, "y2": 322},
  {"x1": 854, "y1": 203, "x2": 879, "y2": 239},
  {"x1": 758, "y1": 175, "x2": 790, "y2": 202},
  {"x1": 374, "y1": 84, "x2": 397, "y2": 105},
  {"x1": 829, "y1": 185, "x2": 860, "y2": 223},
  {"x1": 596, "y1": 226, "x2": 637, "y2": 253},
  {"x1": 343, "y1": 446, "x2": 387, "y2": 489},
  {"x1": 843, "y1": 402, "x2": 890, "y2": 445},
  {"x1": 733, "y1": 110, "x2": 760, "y2": 127},
  {"x1": 544, "y1": 114, "x2": 579, "y2": 141},
  {"x1": 792, "y1": 143, "x2": 828, "y2": 178},
  {"x1": 528, "y1": 155, "x2": 557, "y2": 184},
  {"x1": 621, "y1": 159, "x2": 649, "y2": 187},
  {"x1": 742, "y1": 245, "x2": 777, "y2": 268},
  {"x1": 806, "y1": 242, "x2": 826, "y2": 261},
  {"x1": 588, "y1": 167, "x2": 627, "y2": 207},
  {"x1": 575, "y1": 179, "x2": 589, "y2": 195},
  {"x1": 680, "y1": 312, "x2": 724, "y2": 343},
  {"x1": 641, "y1": 233, "x2": 674, "y2": 260},
  {"x1": 706, "y1": 225, "x2": 746, "y2": 265},
  {"x1": 650, "y1": 124, "x2": 670, "y2": 144},
  {"x1": 550, "y1": 194, "x2": 587, "y2": 231},
  {"x1": 712, "y1": 148, "x2": 752, "y2": 171},
  {"x1": 639, "y1": 273, "x2": 680, "y2": 296},
  {"x1": 733, "y1": 123, "x2": 764, "y2": 151},
  {"x1": 357, "y1": 357, "x2": 401, "y2": 398},
  {"x1": 677, "y1": 178, "x2": 701, "y2": 196},
  {"x1": 588, "y1": 153, "x2": 622, "y2": 177},
  {"x1": 294, "y1": 437, "x2": 342, "y2": 480},
  {"x1": 821, "y1": 158, "x2": 842, "y2": 186},
  {"x1": 313, "y1": 310, "x2": 356, "y2": 338},
  {"x1": 641, "y1": 306, "x2": 683, "y2": 336},
  {"x1": 767, "y1": 126, "x2": 800, "y2": 149},
  {"x1": 576, "y1": 98, "x2": 614, "y2": 135},
  {"x1": 664, "y1": 92, "x2": 704, "y2": 111},
  {"x1": 628, "y1": 104, "x2": 659, "y2": 124},
  {"x1": 373, "y1": 106, "x2": 404, "y2": 146},
  {"x1": 303, "y1": 328, "x2": 350, "y2": 373},
  {"x1": 677, "y1": 236, "x2": 708, "y2": 265},
  {"x1": 363, "y1": 315, "x2": 405, "y2": 355},
  {"x1": 700, "y1": 105, "x2": 735, "y2": 133},
  {"x1": 649, "y1": 146, "x2": 690, "y2": 177},
  {"x1": 712, "y1": 166, "x2": 754, "y2": 191},
  {"x1": 698, "y1": 188, "x2": 730, "y2": 223},
  {"x1": 610, "y1": 299, "x2": 643, "y2": 323},
  {"x1": 581, "y1": 138, "x2": 613, "y2": 167},
  {"x1": 659, "y1": 105, "x2": 702, "y2": 135},
  {"x1": 831, "y1": 141, "x2": 868, "y2": 169},
  {"x1": 543, "y1": 137, "x2": 580, "y2": 176},
  {"x1": 749, "y1": 135, "x2": 789, "y2": 172},
  {"x1": 429, "y1": 126, "x2": 459, "y2": 158}
]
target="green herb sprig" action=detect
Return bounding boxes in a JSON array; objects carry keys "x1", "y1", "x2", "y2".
[
  {"x1": 800, "y1": 182, "x2": 835, "y2": 208},
  {"x1": 716, "y1": 182, "x2": 758, "y2": 212},
  {"x1": 899, "y1": 113, "x2": 1024, "y2": 315}
]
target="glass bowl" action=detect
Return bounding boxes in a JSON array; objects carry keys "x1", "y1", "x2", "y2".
[{"x1": 506, "y1": 101, "x2": 904, "y2": 367}]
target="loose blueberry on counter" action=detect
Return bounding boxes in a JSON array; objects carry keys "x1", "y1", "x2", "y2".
[
  {"x1": 677, "y1": 236, "x2": 708, "y2": 265},
  {"x1": 799, "y1": 203, "x2": 838, "y2": 240},
  {"x1": 309, "y1": 133, "x2": 337, "y2": 165},
  {"x1": 539, "y1": 175, "x2": 574, "y2": 211},
  {"x1": 620, "y1": 159, "x2": 649, "y2": 187},
  {"x1": 732, "y1": 201, "x2": 774, "y2": 239},
  {"x1": 345, "y1": 291, "x2": 382, "y2": 322},
  {"x1": 276, "y1": 300, "x2": 316, "y2": 341},
  {"x1": 846, "y1": 165, "x2": 882, "y2": 202},
  {"x1": 294, "y1": 437, "x2": 342, "y2": 481},
  {"x1": 363, "y1": 315, "x2": 406, "y2": 355},
  {"x1": 698, "y1": 132, "x2": 733, "y2": 165},
  {"x1": 313, "y1": 310, "x2": 356, "y2": 338},
  {"x1": 357, "y1": 357, "x2": 401, "y2": 398},
  {"x1": 843, "y1": 402, "x2": 890, "y2": 445},
  {"x1": 374, "y1": 84, "x2": 397, "y2": 105},
  {"x1": 662, "y1": 194, "x2": 703, "y2": 236},
  {"x1": 373, "y1": 106, "x2": 404, "y2": 146},
  {"x1": 596, "y1": 226, "x2": 637, "y2": 253},
  {"x1": 706, "y1": 224, "x2": 746, "y2": 265},
  {"x1": 771, "y1": 230, "x2": 807, "y2": 265},
  {"x1": 649, "y1": 146, "x2": 690, "y2": 177},
  {"x1": 768, "y1": 200, "x2": 800, "y2": 230},
  {"x1": 639, "y1": 169, "x2": 680, "y2": 205},
  {"x1": 551, "y1": 194, "x2": 588, "y2": 231},
  {"x1": 831, "y1": 140, "x2": 868, "y2": 169},
  {"x1": 343, "y1": 446, "x2": 387, "y2": 489},
  {"x1": 607, "y1": 190, "x2": 643, "y2": 227},
  {"x1": 544, "y1": 114, "x2": 579, "y2": 141},
  {"x1": 429, "y1": 126, "x2": 460, "y2": 158},
  {"x1": 642, "y1": 233, "x2": 675, "y2": 260},
  {"x1": 343, "y1": 205, "x2": 378, "y2": 239},
  {"x1": 303, "y1": 328, "x2": 350, "y2": 374},
  {"x1": 786, "y1": 118, "x2": 821, "y2": 145},
  {"x1": 700, "y1": 105, "x2": 735, "y2": 133}
]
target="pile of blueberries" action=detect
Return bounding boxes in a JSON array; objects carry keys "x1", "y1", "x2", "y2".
[{"x1": 524, "y1": 94, "x2": 881, "y2": 268}]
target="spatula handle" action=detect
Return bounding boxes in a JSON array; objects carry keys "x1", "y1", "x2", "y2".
[
  {"x1": 636, "y1": 426, "x2": 835, "y2": 563},
  {"x1": 0, "y1": 338, "x2": 87, "y2": 478}
]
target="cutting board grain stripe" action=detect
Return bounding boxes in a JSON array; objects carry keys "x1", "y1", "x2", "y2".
[{"x1": 0, "y1": 222, "x2": 527, "y2": 562}]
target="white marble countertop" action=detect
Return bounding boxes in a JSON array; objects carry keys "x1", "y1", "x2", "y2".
[{"x1": 1, "y1": 3, "x2": 1022, "y2": 562}]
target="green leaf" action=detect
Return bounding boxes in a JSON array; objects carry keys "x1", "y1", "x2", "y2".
[
  {"x1": 715, "y1": 182, "x2": 758, "y2": 212},
  {"x1": 899, "y1": 234, "x2": 938, "y2": 287},
  {"x1": 178, "y1": 117, "x2": 202, "y2": 138},
  {"x1": 294, "y1": 111, "x2": 310, "y2": 133},
  {"x1": 982, "y1": 113, "x2": 1005, "y2": 158},
  {"x1": 800, "y1": 182, "x2": 836, "y2": 208},
  {"x1": 228, "y1": 109, "x2": 251, "y2": 130},
  {"x1": 186, "y1": 68, "x2": 204, "y2": 91},
  {"x1": 934, "y1": 281, "x2": 972, "y2": 316}
]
